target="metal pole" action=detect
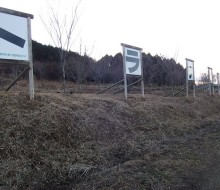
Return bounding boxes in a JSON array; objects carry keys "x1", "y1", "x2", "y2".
[
  {"x1": 122, "y1": 45, "x2": 127, "y2": 100},
  {"x1": 27, "y1": 17, "x2": 34, "y2": 100}
]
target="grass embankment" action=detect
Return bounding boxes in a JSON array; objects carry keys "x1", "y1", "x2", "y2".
[{"x1": 0, "y1": 92, "x2": 220, "y2": 190}]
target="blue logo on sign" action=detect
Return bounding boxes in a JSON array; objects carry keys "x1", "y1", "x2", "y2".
[{"x1": 126, "y1": 49, "x2": 139, "y2": 73}]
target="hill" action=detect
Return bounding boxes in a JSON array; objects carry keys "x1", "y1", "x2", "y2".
[
  {"x1": 0, "y1": 41, "x2": 186, "y2": 86},
  {"x1": 0, "y1": 91, "x2": 220, "y2": 189}
]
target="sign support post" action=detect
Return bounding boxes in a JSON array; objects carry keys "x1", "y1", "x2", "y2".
[
  {"x1": 186, "y1": 62, "x2": 189, "y2": 98},
  {"x1": 208, "y1": 68, "x2": 211, "y2": 96},
  {"x1": 193, "y1": 83, "x2": 196, "y2": 99},
  {"x1": 211, "y1": 69, "x2": 214, "y2": 95},
  {"x1": 208, "y1": 67, "x2": 212, "y2": 96},
  {"x1": 193, "y1": 60, "x2": 196, "y2": 99},
  {"x1": 140, "y1": 51, "x2": 144, "y2": 99},
  {"x1": 217, "y1": 72, "x2": 220, "y2": 96},
  {"x1": 122, "y1": 45, "x2": 128, "y2": 100},
  {"x1": 27, "y1": 17, "x2": 34, "y2": 99}
]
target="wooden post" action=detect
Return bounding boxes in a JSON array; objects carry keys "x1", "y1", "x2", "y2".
[
  {"x1": 211, "y1": 69, "x2": 214, "y2": 95},
  {"x1": 140, "y1": 51, "x2": 144, "y2": 99},
  {"x1": 193, "y1": 82, "x2": 196, "y2": 99},
  {"x1": 186, "y1": 59, "x2": 189, "y2": 98},
  {"x1": 27, "y1": 17, "x2": 34, "y2": 100},
  {"x1": 122, "y1": 45, "x2": 127, "y2": 100},
  {"x1": 97, "y1": 79, "x2": 124, "y2": 94},
  {"x1": 5, "y1": 66, "x2": 29, "y2": 91},
  {"x1": 114, "y1": 78, "x2": 143, "y2": 94},
  {"x1": 141, "y1": 78, "x2": 144, "y2": 99},
  {"x1": 208, "y1": 67, "x2": 211, "y2": 96},
  {"x1": 217, "y1": 73, "x2": 220, "y2": 96},
  {"x1": 193, "y1": 60, "x2": 196, "y2": 99}
]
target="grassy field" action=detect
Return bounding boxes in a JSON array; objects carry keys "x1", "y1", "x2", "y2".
[{"x1": 0, "y1": 80, "x2": 220, "y2": 190}]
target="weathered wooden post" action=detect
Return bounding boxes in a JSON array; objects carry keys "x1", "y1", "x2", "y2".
[
  {"x1": 122, "y1": 45, "x2": 128, "y2": 100},
  {"x1": 208, "y1": 67, "x2": 212, "y2": 96},
  {"x1": 211, "y1": 69, "x2": 214, "y2": 95},
  {"x1": 217, "y1": 72, "x2": 220, "y2": 96},
  {"x1": 27, "y1": 17, "x2": 34, "y2": 99}
]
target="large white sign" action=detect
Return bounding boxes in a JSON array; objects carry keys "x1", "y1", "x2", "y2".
[
  {"x1": 124, "y1": 46, "x2": 142, "y2": 76},
  {"x1": 186, "y1": 59, "x2": 194, "y2": 81},
  {"x1": 0, "y1": 12, "x2": 28, "y2": 61}
]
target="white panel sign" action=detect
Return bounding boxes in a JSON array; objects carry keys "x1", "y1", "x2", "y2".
[
  {"x1": 209, "y1": 68, "x2": 213, "y2": 83},
  {"x1": 124, "y1": 47, "x2": 142, "y2": 76},
  {"x1": 186, "y1": 59, "x2": 194, "y2": 81},
  {"x1": 0, "y1": 12, "x2": 28, "y2": 61}
]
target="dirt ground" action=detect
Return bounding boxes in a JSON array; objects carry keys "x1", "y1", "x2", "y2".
[{"x1": 0, "y1": 80, "x2": 220, "y2": 190}]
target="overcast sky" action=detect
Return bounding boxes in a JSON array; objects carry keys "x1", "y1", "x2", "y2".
[{"x1": 1, "y1": 0, "x2": 220, "y2": 80}]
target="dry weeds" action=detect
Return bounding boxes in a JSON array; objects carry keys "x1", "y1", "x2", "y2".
[{"x1": 0, "y1": 85, "x2": 220, "y2": 189}]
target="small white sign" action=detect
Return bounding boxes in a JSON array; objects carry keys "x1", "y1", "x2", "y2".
[
  {"x1": 0, "y1": 12, "x2": 28, "y2": 61},
  {"x1": 186, "y1": 59, "x2": 194, "y2": 81},
  {"x1": 208, "y1": 68, "x2": 213, "y2": 83},
  {"x1": 124, "y1": 47, "x2": 142, "y2": 76}
]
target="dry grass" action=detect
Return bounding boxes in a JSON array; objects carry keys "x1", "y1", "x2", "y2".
[{"x1": 0, "y1": 81, "x2": 220, "y2": 190}]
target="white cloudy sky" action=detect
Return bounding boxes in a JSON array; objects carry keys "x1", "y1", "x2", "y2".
[{"x1": 1, "y1": 0, "x2": 220, "y2": 80}]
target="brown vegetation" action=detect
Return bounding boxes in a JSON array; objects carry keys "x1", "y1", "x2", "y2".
[{"x1": 0, "y1": 81, "x2": 220, "y2": 190}]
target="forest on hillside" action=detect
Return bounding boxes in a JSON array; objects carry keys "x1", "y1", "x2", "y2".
[{"x1": 0, "y1": 41, "x2": 186, "y2": 86}]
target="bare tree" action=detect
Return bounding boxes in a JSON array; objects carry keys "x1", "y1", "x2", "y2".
[
  {"x1": 199, "y1": 73, "x2": 209, "y2": 84},
  {"x1": 40, "y1": 0, "x2": 81, "y2": 92},
  {"x1": 67, "y1": 42, "x2": 94, "y2": 92}
]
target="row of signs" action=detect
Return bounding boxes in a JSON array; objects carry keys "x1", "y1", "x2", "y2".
[{"x1": 122, "y1": 44, "x2": 196, "y2": 82}]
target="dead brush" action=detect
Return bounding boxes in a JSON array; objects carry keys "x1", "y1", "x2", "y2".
[{"x1": 0, "y1": 91, "x2": 220, "y2": 189}]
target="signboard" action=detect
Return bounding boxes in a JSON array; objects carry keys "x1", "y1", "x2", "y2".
[
  {"x1": 185, "y1": 58, "x2": 195, "y2": 99},
  {"x1": 0, "y1": 12, "x2": 29, "y2": 61},
  {"x1": 0, "y1": 7, "x2": 34, "y2": 99},
  {"x1": 121, "y1": 43, "x2": 144, "y2": 100},
  {"x1": 208, "y1": 67, "x2": 213, "y2": 83},
  {"x1": 186, "y1": 58, "x2": 194, "y2": 81},
  {"x1": 123, "y1": 45, "x2": 142, "y2": 76}
]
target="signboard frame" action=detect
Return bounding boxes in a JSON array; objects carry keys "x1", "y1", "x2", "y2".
[
  {"x1": 0, "y1": 7, "x2": 34, "y2": 99},
  {"x1": 121, "y1": 43, "x2": 144, "y2": 100},
  {"x1": 185, "y1": 58, "x2": 195, "y2": 99}
]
